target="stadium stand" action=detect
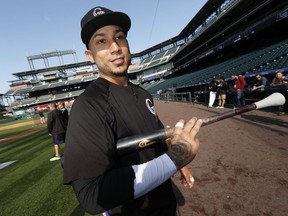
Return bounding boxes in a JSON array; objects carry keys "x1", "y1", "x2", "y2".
[{"x1": 142, "y1": 39, "x2": 288, "y2": 94}]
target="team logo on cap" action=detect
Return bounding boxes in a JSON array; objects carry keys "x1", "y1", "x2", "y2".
[
  {"x1": 146, "y1": 99, "x2": 156, "y2": 115},
  {"x1": 93, "y1": 8, "x2": 105, "y2": 17}
]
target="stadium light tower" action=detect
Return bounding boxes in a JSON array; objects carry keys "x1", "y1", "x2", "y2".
[{"x1": 26, "y1": 49, "x2": 78, "y2": 70}]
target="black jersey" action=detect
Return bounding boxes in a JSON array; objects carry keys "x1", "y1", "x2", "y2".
[{"x1": 63, "y1": 78, "x2": 176, "y2": 215}]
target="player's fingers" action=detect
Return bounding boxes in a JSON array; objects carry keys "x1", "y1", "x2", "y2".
[
  {"x1": 189, "y1": 119, "x2": 203, "y2": 137},
  {"x1": 189, "y1": 176, "x2": 195, "y2": 188},
  {"x1": 170, "y1": 120, "x2": 185, "y2": 142},
  {"x1": 173, "y1": 120, "x2": 185, "y2": 134},
  {"x1": 175, "y1": 120, "x2": 184, "y2": 129},
  {"x1": 183, "y1": 117, "x2": 197, "y2": 133},
  {"x1": 180, "y1": 174, "x2": 195, "y2": 188}
]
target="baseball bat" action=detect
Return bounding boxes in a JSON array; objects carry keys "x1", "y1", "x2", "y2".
[{"x1": 117, "y1": 92, "x2": 285, "y2": 155}]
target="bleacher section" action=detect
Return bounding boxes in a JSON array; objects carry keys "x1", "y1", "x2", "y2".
[
  {"x1": 5, "y1": 74, "x2": 99, "y2": 96},
  {"x1": 49, "y1": 81, "x2": 67, "y2": 88},
  {"x1": 129, "y1": 46, "x2": 180, "y2": 73},
  {"x1": 16, "y1": 87, "x2": 33, "y2": 94},
  {"x1": 143, "y1": 39, "x2": 288, "y2": 94},
  {"x1": 10, "y1": 89, "x2": 86, "y2": 108},
  {"x1": 66, "y1": 78, "x2": 83, "y2": 85},
  {"x1": 53, "y1": 92, "x2": 70, "y2": 100},
  {"x1": 4, "y1": 70, "x2": 98, "y2": 109},
  {"x1": 36, "y1": 94, "x2": 53, "y2": 103},
  {"x1": 11, "y1": 97, "x2": 37, "y2": 107},
  {"x1": 5, "y1": 89, "x2": 16, "y2": 95},
  {"x1": 83, "y1": 75, "x2": 99, "y2": 82},
  {"x1": 32, "y1": 84, "x2": 49, "y2": 91},
  {"x1": 70, "y1": 89, "x2": 85, "y2": 97}
]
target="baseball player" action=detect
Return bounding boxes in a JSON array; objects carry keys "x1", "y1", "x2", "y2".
[{"x1": 63, "y1": 6, "x2": 203, "y2": 215}]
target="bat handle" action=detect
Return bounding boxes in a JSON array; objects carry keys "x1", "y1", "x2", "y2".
[{"x1": 201, "y1": 104, "x2": 256, "y2": 126}]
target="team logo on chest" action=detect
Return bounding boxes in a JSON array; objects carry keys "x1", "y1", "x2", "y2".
[{"x1": 145, "y1": 99, "x2": 156, "y2": 115}]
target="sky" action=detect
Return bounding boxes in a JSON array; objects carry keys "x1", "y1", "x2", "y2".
[{"x1": 0, "y1": 0, "x2": 207, "y2": 94}]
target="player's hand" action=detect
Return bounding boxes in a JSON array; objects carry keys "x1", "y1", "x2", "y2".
[
  {"x1": 180, "y1": 166, "x2": 194, "y2": 188},
  {"x1": 166, "y1": 118, "x2": 202, "y2": 170}
]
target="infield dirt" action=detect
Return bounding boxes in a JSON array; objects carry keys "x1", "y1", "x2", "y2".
[
  {"x1": 0, "y1": 119, "x2": 46, "y2": 144},
  {"x1": 155, "y1": 100, "x2": 288, "y2": 216}
]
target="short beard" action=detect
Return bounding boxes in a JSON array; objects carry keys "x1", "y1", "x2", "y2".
[{"x1": 113, "y1": 70, "x2": 127, "y2": 77}]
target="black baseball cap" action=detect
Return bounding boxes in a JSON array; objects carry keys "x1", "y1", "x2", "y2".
[{"x1": 80, "y1": 7, "x2": 131, "y2": 47}]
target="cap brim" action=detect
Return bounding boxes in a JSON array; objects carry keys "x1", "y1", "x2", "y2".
[{"x1": 81, "y1": 12, "x2": 131, "y2": 46}]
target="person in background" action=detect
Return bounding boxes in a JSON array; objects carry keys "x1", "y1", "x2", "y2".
[
  {"x1": 252, "y1": 74, "x2": 270, "y2": 92},
  {"x1": 251, "y1": 74, "x2": 270, "y2": 100},
  {"x1": 270, "y1": 70, "x2": 287, "y2": 86},
  {"x1": 57, "y1": 101, "x2": 69, "y2": 132},
  {"x1": 38, "y1": 110, "x2": 46, "y2": 124},
  {"x1": 216, "y1": 76, "x2": 228, "y2": 108},
  {"x1": 47, "y1": 103, "x2": 67, "y2": 161},
  {"x1": 270, "y1": 70, "x2": 288, "y2": 115},
  {"x1": 208, "y1": 76, "x2": 219, "y2": 108},
  {"x1": 231, "y1": 74, "x2": 246, "y2": 108},
  {"x1": 63, "y1": 6, "x2": 203, "y2": 216}
]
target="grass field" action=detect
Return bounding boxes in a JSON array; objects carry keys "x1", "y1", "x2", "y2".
[{"x1": 0, "y1": 123, "x2": 98, "y2": 216}]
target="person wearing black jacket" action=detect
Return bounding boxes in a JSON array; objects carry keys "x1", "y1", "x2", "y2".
[
  {"x1": 63, "y1": 6, "x2": 203, "y2": 215},
  {"x1": 216, "y1": 76, "x2": 228, "y2": 108},
  {"x1": 47, "y1": 103, "x2": 67, "y2": 161},
  {"x1": 58, "y1": 101, "x2": 69, "y2": 131}
]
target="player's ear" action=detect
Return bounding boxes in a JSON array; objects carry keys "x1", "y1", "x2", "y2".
[{"x1": 85, "y1": 49, "x2": 95, "y2": 63}]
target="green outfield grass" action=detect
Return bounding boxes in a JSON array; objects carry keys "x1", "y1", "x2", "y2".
[{"x1": 0, "y1": 126, "x2": 99, "y2": 216}]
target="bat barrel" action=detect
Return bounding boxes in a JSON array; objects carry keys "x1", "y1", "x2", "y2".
[{"x1": 254, "y1": 92, "x2": 285, "y2": 109}]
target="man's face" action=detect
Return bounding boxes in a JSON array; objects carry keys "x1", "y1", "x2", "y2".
[
  {"x1": 276, "y1": 72, "x2": 283, "y2": 79},
  {"x1": 85, "y1": 25, "x2": 131, "y2": 79}
]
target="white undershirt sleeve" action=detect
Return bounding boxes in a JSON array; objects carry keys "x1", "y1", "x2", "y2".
[{"x1": 132, "y1": 153, "x2": 177, "y2": 199}]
